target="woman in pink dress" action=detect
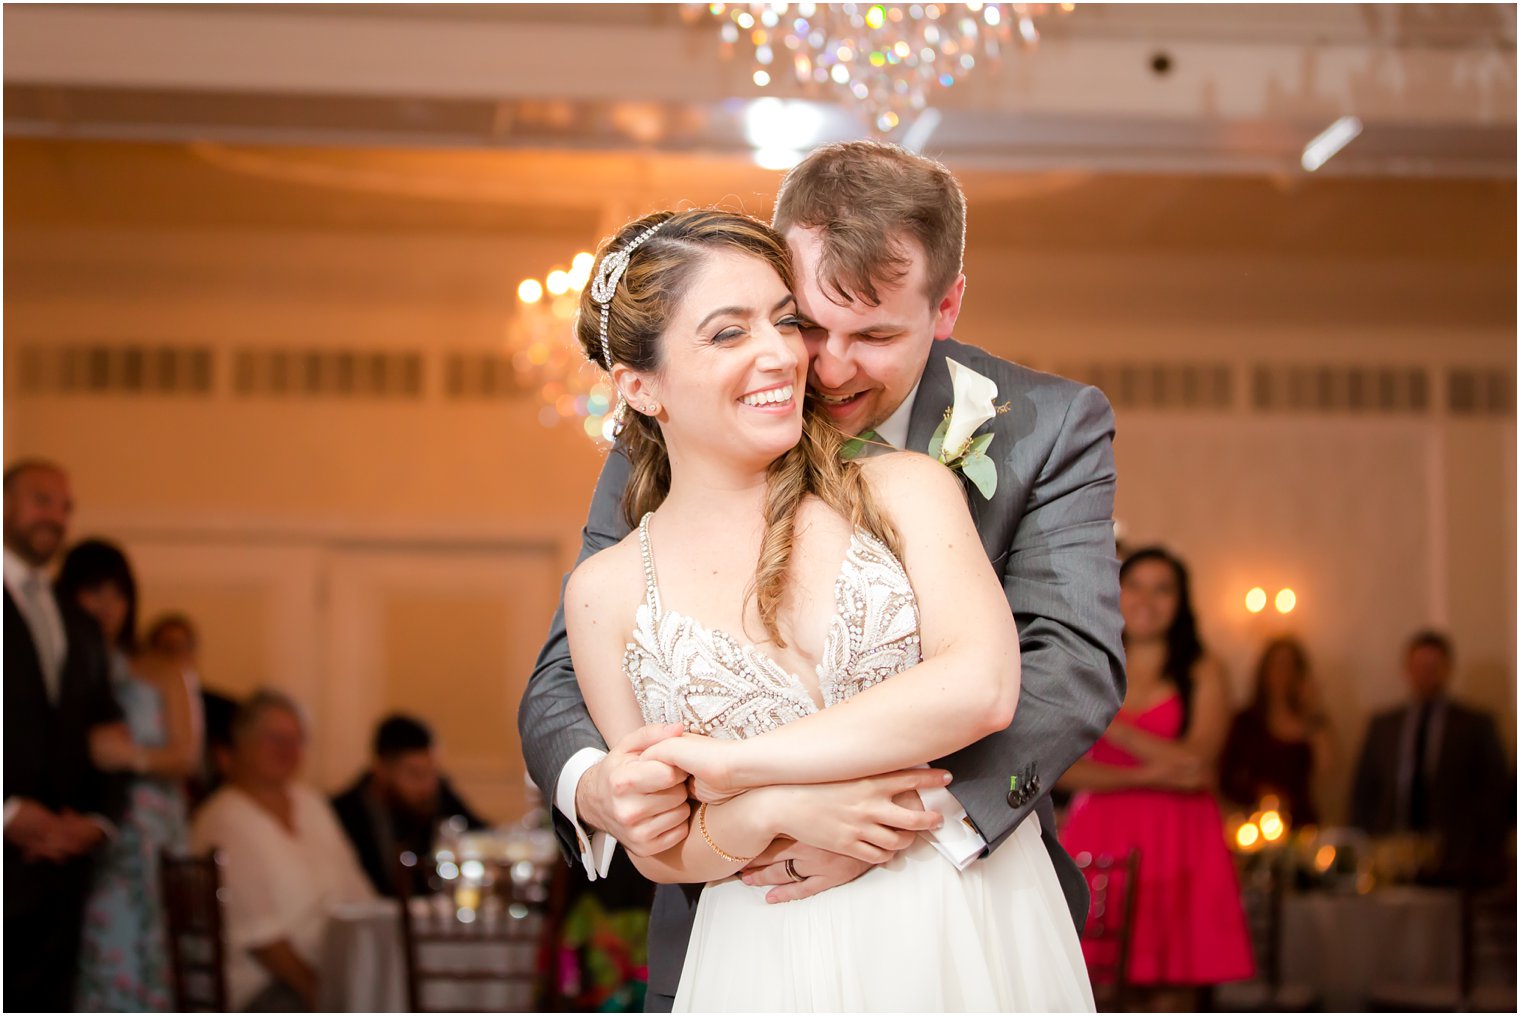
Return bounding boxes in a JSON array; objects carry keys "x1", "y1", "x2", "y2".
[{"x1": 1059, "y1": 546, "x2": 1254, "y2": 1010}]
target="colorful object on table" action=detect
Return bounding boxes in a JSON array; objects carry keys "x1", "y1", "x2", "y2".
[{"x1": 558, "y1": 894, "x2": 651, "y2": 1012}]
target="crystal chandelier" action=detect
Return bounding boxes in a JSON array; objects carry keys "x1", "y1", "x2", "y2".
[
  {"x1": 510, "y1": 253, "x2": 620, "y2": 446},
  {"x1": 692, "y1": 3, "x2": 1069, "y2": 133}
]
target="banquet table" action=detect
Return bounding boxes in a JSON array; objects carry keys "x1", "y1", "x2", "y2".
[
  {"x1": 1276, "y1": 885, "x2": 1462, "y2": 1010},
  {"x1": 318, "y1": 897, "x2": 542, "y2": 1012}
]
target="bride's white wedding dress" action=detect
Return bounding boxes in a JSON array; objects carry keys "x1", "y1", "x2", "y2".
[{"x1": 624, "y1": 513, "x2": 1095, "y2": 1012}]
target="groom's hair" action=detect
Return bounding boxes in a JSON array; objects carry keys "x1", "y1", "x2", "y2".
[{"x1": 773, "y1": 140, "x2": 966, "y2": 309}]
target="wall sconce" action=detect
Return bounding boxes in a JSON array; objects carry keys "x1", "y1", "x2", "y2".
[{"x1": 1246, "y1": 586, "x2": 1298, "y2": 614}]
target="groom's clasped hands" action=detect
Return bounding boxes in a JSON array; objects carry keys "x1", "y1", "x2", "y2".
[{"x1": 586, "y1": 722, "x2": 951, "y2": 903}]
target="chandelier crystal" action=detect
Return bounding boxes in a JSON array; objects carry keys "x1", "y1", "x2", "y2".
[
  {"x1": 692, "y1": 2, "x2": 1069, "y2": 133},
  {"x1": 510, "y1": 252, "x2": 621, "y2": 446}
]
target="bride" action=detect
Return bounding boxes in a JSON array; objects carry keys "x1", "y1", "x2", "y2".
[{"x1": 564, "y1": 208, "x2": 1093, "y2": 1011}]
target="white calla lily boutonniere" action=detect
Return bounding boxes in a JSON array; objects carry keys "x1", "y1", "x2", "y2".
[{"x1": 928, "y1": 358, "x2": 1007, "y2": 500}]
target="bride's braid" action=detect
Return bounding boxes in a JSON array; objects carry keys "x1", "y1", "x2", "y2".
[{"x1": 577, "y1": 208, "x2": 900, "y2": 648}]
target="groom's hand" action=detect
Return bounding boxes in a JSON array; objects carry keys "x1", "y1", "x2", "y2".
[
  {"x1": 576, "y1": 723, "x2": 691, "y2": 857},
  {"x1": 741, "y1": 843, "x2": 873, "y2": 905}
]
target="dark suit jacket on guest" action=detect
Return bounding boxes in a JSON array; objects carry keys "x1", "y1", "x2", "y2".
[
  {"x1": 4, "y1": 588, "x2": 126, "y2": 1009},
  {"x1": 1350, "y1": 696, "x2": 1511, "y2": 885},
  {"x1": 517, "y1": 340, "x2": 1127, "y2": 1004},
  {"x1": 332, "y1": 772, "x2": 487, "y2": 897}
]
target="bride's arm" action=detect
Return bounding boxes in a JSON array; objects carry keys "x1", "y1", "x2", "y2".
[
  {"x1": 563, "y1": 552, "x2": 777, "y2": 883},
  {"x1": 644, "y1": 452, "x2": 1019, "y2": 792},
  {"x1": 565, "y1": 550, "x2": 947, "y2": 884}
]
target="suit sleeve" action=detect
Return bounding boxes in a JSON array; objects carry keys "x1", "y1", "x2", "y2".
[
  {"x1": 77, "y1": 619, "x2": 128, "y2": 824},
  {"x1": 1349, "y1": 719, "x2": 1382, "y2": 833},
  {"x1": 937, "y1": 383, "x2": 1126, "y2": 851},
  {"x1": 517, "y1": 445, "x2": 635, "y2": 863}
]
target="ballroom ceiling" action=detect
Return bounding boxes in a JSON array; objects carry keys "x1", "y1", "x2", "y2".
[{"x1": 5, "y1": 3, "x2": 1515, "y2": 177}]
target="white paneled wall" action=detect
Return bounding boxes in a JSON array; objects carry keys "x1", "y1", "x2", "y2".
[{"x1": 110, "y1": 530, "x2": 563, "y2": 824}]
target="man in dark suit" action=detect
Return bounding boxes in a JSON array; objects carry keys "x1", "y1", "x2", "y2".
[
  {"x1": 518, "y1": 141, "x2": 1126, "y2": 1010},
  {"x1": 1351, "y1": 630, "x2": 1511, "y2": 886},
  {"x1": 3, "y1": 459, "x2": 126, "y2": 1011},
  {"x1": 332, "y1": 713, "x2": 487, "y2": 896}
]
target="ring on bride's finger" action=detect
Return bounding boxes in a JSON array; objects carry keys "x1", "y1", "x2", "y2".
[{"x1": 784, "y1": 859, "x2": 802, "y2": 882}]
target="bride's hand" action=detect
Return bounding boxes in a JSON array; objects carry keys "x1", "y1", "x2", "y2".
[
  {"x1": 640, "y1": 733, "x2": 739, "y2": 799},
  {"x1": 687, "y1": 774, "x2": 740, "y2": 807},
  {"x1": 758, "y1": 769, "x2": 950, "y2": 864}
]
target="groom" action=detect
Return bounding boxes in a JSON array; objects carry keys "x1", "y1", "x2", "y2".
[{"x1": 520, "y1": 140, "x2": 1125, "y2": 1010}]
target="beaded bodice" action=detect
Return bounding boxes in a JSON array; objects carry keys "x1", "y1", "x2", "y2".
[{"x1": 623, "y1": 512, "x2": 922, "y2": 741}]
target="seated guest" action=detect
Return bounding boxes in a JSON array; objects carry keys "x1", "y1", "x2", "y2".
[
  {"x1": 190, "y1": 690, "x2": 373, "y2": 1011},
  {"x1": 146, "y1": 613, "x2": 238, "y2": 806},
  {"x1": 1219, "y1": 637, "x2": 1333, "y2": 825},
  {"x1": 332, "y1": 714, "x2": 487, "y2": 896},
  {"x1": 1351, "y1": 631, "x2": 1510, "y2": 885}
]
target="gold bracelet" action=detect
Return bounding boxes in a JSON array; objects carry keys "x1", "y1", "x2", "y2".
[{"x1": 697, "y1": 802, "x2": 754, "y2": 864}]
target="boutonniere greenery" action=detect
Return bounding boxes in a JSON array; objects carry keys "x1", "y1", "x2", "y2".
[{"x1": 928, "y1": 358, "x2": 1009, "y2": 500}]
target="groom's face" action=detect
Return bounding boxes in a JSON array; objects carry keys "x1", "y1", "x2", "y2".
[{"x1": 786, "y1": 226, "x2": 964, "y2": 438}]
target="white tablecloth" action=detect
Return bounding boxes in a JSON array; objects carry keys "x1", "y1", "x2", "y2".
[
  {"x1": 318, "y1": 898, "x2": 541, "y2": 1012},
  {"x1": 1278, "y1": 886, "x2": 1462, "y2": 1010}
]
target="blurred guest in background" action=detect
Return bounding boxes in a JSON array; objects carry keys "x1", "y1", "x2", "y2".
[
  {"x1": 191, "y1": 690, "x2": 373, "y2": 1011},
  {"x1": 332, "y1": 713, "x2": 486, "y2": 896},
  {"x1": 147, "y1": 612, "x2": 238, "y2": 806},
  {"x1": 57, "y1": 539, "x2": 203, "y2": 1012},
  {"x1": 2, "y1": 460, "x2": 126, "y2": 1011},
  {"x1": 1059, "y1": 546, "x2": 1254, "y2": 1009},
  {"x1": 1351, "y1": 630, "x2": 1510, "y2": 886},
  {"x1": 1219, "y1": 636, "x2": 1333, "y2": 826}
]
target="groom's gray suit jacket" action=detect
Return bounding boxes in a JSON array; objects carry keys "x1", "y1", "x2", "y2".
[{"x1": 518, "y1": 339, "x2": 1126, "y2": 1005}]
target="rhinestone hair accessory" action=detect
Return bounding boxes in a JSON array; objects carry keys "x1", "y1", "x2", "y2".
[{"x1": 589, "y1": 219, "x2": 666, "y2": 430}]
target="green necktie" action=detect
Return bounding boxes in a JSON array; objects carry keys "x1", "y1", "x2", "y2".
[{"x1": 840, "y1": 429, "x2": 881, "y2": 460}]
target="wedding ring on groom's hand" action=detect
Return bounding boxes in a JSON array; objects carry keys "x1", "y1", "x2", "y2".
[{"x1": 784, "y1": 859, "x2": 802, "y2": 883}]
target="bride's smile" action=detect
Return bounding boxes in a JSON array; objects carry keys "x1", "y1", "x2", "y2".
[{"x1": 615, "y1": 248, "x2": 808, "y2": 472}]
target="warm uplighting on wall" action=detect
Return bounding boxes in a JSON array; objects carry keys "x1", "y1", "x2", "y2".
[
  {"x1": 1275, "y1": 588, "x2": 1297, "y2": 614},
  {"x1": 1245, "y1": 587, "x2": 1267, "y2": 613},
  {"x1": 510, "y1": 251, "x2": 620, "y2": 444}
]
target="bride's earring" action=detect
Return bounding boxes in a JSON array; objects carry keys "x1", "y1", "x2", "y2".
[{"x1": 643, "y1": 401, "x2": 661, "y2": 416}]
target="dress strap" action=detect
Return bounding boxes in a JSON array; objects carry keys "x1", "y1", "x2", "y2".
[{"x1": 636, "y1": 512, "x2": 663, "y2": 618}]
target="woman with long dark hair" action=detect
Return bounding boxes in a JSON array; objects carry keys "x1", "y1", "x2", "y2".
[
  {"x1": 1219, "y1": 637, "x2": 1334, "y2": 825},
  {"x1": 1058, "y1": 546, "x2": 1253, "y2": 1009},
  {"x1": 56, "y1": 538, "x2": 202, "y2": 1011}
]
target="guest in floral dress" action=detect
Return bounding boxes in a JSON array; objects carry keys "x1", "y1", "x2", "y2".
[{"x1": 56, "y1": 539, "x2": 203, "y2": 1012}]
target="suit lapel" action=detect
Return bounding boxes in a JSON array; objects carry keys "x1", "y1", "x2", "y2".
[
  {"x1": 4, "y1": 590, "x2": 52, "y2": 709},
  {"x1": 906, "y1": 346, "x2": 954, "y2": 453}
]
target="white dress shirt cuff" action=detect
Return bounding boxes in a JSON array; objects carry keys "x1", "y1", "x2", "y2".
[
  {"x1": 918, "y1": 785, "x2": 987, "y2": 871},
  {"x1": 555, "y1": 747, "x2": 618, "y2": 881}
]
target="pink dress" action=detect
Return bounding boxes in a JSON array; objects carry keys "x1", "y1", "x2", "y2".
[{"x1": 1060, "y1": 692, "x2": 1255, "y2": 986}]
